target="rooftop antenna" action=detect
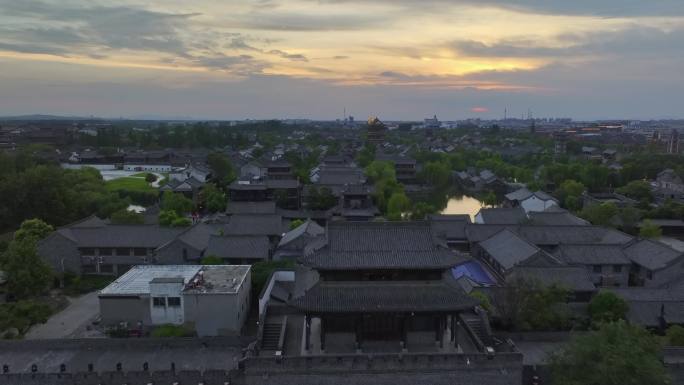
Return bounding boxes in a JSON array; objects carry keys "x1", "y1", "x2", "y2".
[{"x1": 504, "y1": 108, "x2": 507, "y2": 120}]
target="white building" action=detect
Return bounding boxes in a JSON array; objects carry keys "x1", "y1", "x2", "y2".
[
  {"x1": 99, "y1": 265, "x2": 251, "y2": 336},
  {"x1": 504, "y1": 188, "x2": 559, "y2": 213}
]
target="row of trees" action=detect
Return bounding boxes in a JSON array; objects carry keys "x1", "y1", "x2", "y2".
[{"x1": 0, "y1": 150, "x2": 131, "y2": 232}]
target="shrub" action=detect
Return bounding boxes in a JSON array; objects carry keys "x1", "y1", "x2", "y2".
[
  {"x1": 666, "y1": 325, "x2": 684, "y2": 346},
  {"x1": 588, "y1": 292, "x2": 629, "y2": 324},
  {"x1": 201, "y1": 255, "x2": 224, "y2": 265},
  {"x1": 145, "y1": 173, "x2": 157, "y2": 183}
]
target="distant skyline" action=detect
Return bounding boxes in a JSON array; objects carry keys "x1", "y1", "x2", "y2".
[{"x1": 1, "y1": 0, "x2": 683, "y2": 120}]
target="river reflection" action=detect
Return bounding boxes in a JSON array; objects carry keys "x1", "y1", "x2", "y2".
[{"x1": 440, "y1": 195, "x2": 491, "y2": 220}]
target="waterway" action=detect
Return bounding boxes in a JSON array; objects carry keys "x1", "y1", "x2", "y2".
[{"x1": 440, "y1": 195, "x2": 491, "y2": 220}]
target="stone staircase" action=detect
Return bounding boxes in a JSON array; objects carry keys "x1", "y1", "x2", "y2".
[{"x1": 262, "y1": 322, "x2": 283, "y2": 351}]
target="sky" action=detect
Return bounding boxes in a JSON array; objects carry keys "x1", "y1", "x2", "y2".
[{"x1": 0, "y1": 0, "x2": 683, "y2": 120}]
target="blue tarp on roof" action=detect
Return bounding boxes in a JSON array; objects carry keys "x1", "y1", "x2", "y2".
[{"x1": 452, "y1": 260, "x2": 496, "y2": 285}]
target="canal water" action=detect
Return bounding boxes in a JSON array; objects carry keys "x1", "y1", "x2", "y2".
[{"x1": 440, "y1": 195, "x2": 491, "y2": 220}]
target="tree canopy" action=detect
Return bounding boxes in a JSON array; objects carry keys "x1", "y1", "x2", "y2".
[
  {"x1": 587, "y1": 292, "x2": 628, "y2": 324},
  {"x1": 550, "y1": 321, "x2": 668, "y2": 385}
]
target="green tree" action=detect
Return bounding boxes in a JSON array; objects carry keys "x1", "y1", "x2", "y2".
[
  {"x1": 161, "y1": 191, "x2": 194, "y2": 215},
  {"x1": 387, "y1": 192, "x2": 411, "y2": 221},
  {"x1": 410, "y1": 202, "x2": 436, "y2": 220},
  {"x1": 556, "y1": 180, "x2": 585, "y2": 211},
  {"x1": 616, "y1": 180, "x2": 653, "y2": 202},
  {"x1": 158, "y1": 210, "x2": 191, "y2": 227},
  {"x1": 356, "y1": 144, "x2": 376, "y2": 168},
  {"x1": 420, "y1": 161, "x2": 451, "y2": 187},
  {"x1": 306, "y1": 186, "x2": 338, "y2": 210},
  {"x1": 110, "y1": 209, "x2": 145, "y2": 224},
  {"x1": 1, "y1": 238, "x2": 52, "y2": 299},
  {"x1": 202, "y1": 184, "x2": 226, "y2": 213},
  {"x1": 13, "y1": 219, "x2": 53, "y2": 243},
  {"x1": 207, "y1": 153, "x2": 236, "y2": 185},
  {"x1": 469, "y1": 291, "x2": 493, "y2": 313},
  {"x1": 640, "y1": 219, "x2": 662, "y2": 239},
  {"x1": 289, "y1": 219, "x2": 305, "y2": 230},
  {"x1": 550, "y1": 321, "x2": 668, "y2": 385},
  {"x1": 666, "y1": 325, "x2": 684, "y2": 346},
  {"x1": 494, "y1": 277, "x2": 571, "y2": 331},
  {"x1": 365, "y1": 161, "x2": 395, "y2": 183},
  {"x1": 144, "y1": 173, "x2": 157, "y2": 183},
  {"x1": 580, "y1": 202, "x2": 618, "y2": 226},
  {"x1": 588, "y1": 292, "x2": 629, "y2": 324}
]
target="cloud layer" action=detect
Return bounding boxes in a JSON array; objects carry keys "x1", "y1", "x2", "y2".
[{"x1": 0, "y1": 0, "x2": 683, "y2": 119}]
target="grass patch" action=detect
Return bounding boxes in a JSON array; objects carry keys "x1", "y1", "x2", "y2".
[
  {"x1": 151, "y1": 324, "x2": 195, "y2": 337},
  {"x1": 0, "y1": 299, "x2": 59, "y2": 338},
  {"x1": 106, "y1": 177, "x2": 155, "y2": 192}
]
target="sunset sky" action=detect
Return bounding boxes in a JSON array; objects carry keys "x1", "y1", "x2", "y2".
[{"x1": 1, "y1": 0, "x2": 683, "y2": 120}]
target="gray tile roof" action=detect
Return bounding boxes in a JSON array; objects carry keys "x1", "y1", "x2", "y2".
[
  {"x1": 527, "y1": 210, "x2": 589, "y2": 226},
  {"x1": 608, "y1": 287, "x2": 684, "y2": 326},
  {"x1": 168, "y1": 223, "x2": 223, "y2": 252},
  {"x1": 554, "y1": 244, "x2": 631, "y2": 265},
  {"x1": 264, "y1": 179, "x2": 300, "y2": 189},
  {"x1": 623, "y1": 239, "x2": 684, "y2": 271},
  {"x1": 476, "y1": 207, "x2": 527, "y2": 224},
  {"x1": 66, "y1": 225, "x2": 184, "y2": 248},
  {"x1": 507, "y1": 266, "x2": 596, "y2": 292},
  {"x1": 479, "y1": 229, "x2": 540, "y2": 270},
  {"x1": 466, "y1": 224, "x2": 633, "y2": 246},
  {"x1": 226, "y1": 201, "x2": 277, "y2": 215},
  {"x1": 504, "y1": 188, "x2": 557, "y2": 203},
  {"x1": 300, "y1": 222, "x2": 466, "y2": 270},
  {"x1": 278, "y1": 219, "x2": 325, "y2": 248},
  {"x1": 205, "y1": 235, "x2": 270, "y2": 260},
  {"x1": 289, "y1": 281, "x2": 477, "y2": 313},
  {"x1": 225, "y1": 214, "x2": 285, "y2": 236}
]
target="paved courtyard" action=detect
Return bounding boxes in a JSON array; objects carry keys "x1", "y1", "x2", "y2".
[{"x1": 25, "y1": 292, "x2": 102, "y2": 339}]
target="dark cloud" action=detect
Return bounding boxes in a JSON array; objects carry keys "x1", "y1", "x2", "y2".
[
  {"x1": 450, "y1": 25, "x2": 684, "y2": 58},
  {"x1": 318, "y1": 0, "x2": 684, "y2": 17},
  {"x1": 268, "y1": 49, "x2": 308, "y2": 61},
  {"x1": 225, "y1": 12, "x2": 385, "y2": 31},
  {"x1": 0, "y1": 0, "x2": 196, "y2": 56}
]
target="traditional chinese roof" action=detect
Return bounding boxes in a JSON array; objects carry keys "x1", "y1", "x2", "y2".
[
  {"x1": 289, "y1": 281, "x2": 477, "y2": 313},
  {"x1": 300, "y1": 221, "x2": 466, "y2": 270}
]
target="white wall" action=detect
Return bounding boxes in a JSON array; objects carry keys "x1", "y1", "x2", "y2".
[
  {"x1": 124, "y1": 164, "x2": 172, "y2": 172},
  {"x1": 149, "y1": 281, "x2": 185, "y2": 325},
  {"x1": 521, "y1": 196, "x2": 557, "y2": 213}
]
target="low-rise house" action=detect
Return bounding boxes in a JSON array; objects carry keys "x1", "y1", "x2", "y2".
[
  {"x1": 553, "y1": 244, "x2": 631, "y2": 287},
  {"x1": 38, "y1": 215, "x2": 287, "y2": 275},
  {"x1": 608, "y1": 282, "x2": 684, "y2": 329},
  {"x1": 159, "y1": 177, "x2": 204, "y2": 202},
  {"x1": 274, "y1": 219, "x2": 325, "y2": 260},
  {"x1": 527, "y1": 207, "x2": 590, "y2": 226},
  {"x1": 229, "y1": 178, "x2": 301, "y2": 209},
  {"x1": 504, "y1": 188, "x2": 559, "y2": 213},
  {"x1": 474, "y1": 207, "x2": 527, "y2": 225},
  {"x1": 168, "y1": 163, "x2": 212, "y2": 183},
  {"x1": 123, "y1": 151, "x2": 172, "y2": 172},
  {"x1": 473, "y1": 229, "x2": 559, "y2": 278},
  {"x1": 98, "y1": 264, "x2": 251, "y2": 336},
  {"x1": 38, "y1": 217, "x2": 185, "y2": 276},
  {"x1": 429, "y1": 214, "x2": 471, "y2": 251},
  {"x1": 623, "y1": 239, "x2": 684, "y2": 287},
  {"x1": 654, "y1": 169, "x2": 684, "y2": 203},
  {"x1": 205, "y1": 235, "x2": 271, "y2": 264}
]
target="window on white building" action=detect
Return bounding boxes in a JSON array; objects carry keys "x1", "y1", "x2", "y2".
[{"x1": 167, "y1": 297, "x2": 181, "y2": 307}]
